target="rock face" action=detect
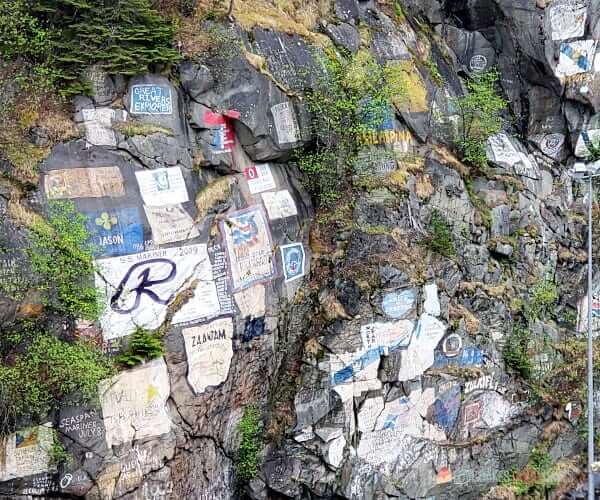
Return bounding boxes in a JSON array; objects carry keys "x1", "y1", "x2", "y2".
[{"x1": 0, "y1": 0, "x2": 598, "y2": 499}]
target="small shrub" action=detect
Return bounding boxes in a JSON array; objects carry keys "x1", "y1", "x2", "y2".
[
  {"x1": 27, "y1": 200, "x2": 101, "y2": 321},
  {"x1": 425, "y1": 210, "x2": 455, "y2": 257},
  {"x1": 116, "y1": 327, "x2": 164, "y2": 367},
  {"x1": 452, "y1": 68, "x2": 507, "y2": 168},
  {"x1": 49, "y1": 430, "x2": 71, "y2": 466},
  {"x1": 237, "y1": 404, "x2": 262, "y2": 482},
  {"x1": 296, "y1": 48, "x2": 403, "y2": 206},
  {"x1": 423, "y1": 59, "x2": 444, "y2": 86},
  {"x1": 504, "y1": 324, "x2": 532, "y2": 379},
  {"x1": 0, "y1": 334, "x2": 114, "y2": 435},
  {"x1": 525, "y1": 279, "x2": 559, "y2": 323}
]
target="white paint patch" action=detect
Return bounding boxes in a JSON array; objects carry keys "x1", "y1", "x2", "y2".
[
  {"x1": 261, "y1": 190, "x2": 298, "y2": 220},
  {"x1": 96, "y1": 244, "x2": 219, "y2": 339},
  {"x1": 486, "y1": 133, "x2": 539, "y2": 179},
  {"x1": 135, "y1": 167, "x2": 189, "y2": 207},
  {"x1": 234, "y1": 283, "x2": 266, "y2": 318},
  {"x1": 82, "y1": 108, "x2": 120, "y2": 147},
  {"x1": 244, "y1": 164, "x2": 277, "y2": 194},
  {"x1": 144, "y1": 204, "x2": 199, "y2": 244},
  {"x1": 325, "y1": 435, "x2": 346, "y2": 469},
  {"x1": 271, "y1": 102, "x2": 300, "y2": 144},
  {"x1": 182, "y1": 317, "x2": 234, "y2": 394},
  {"x1": 397, "y1": 313, "x2": 446, "y2": 382},
  {"x1": 548, "y1": 0, "x2": 586, "y2": 41},
  {"x1": 356, "y1": 430, "x2": 424, "y2": 468},
  {"x1": 479, "y1": 392, "x2": 519, "y2": 429},
  {"x1": 0, "y1": 425, "x2": 54, "y2": 481},
  {"x1": 423, "y1": 283, "x2": 440, "y2": 317},
  {"x1": 358, "y1": 397, "x2": 385, "y2": 433},
  {"x1": 100, "y1": 358, "x2": 172, "y2": 447}
]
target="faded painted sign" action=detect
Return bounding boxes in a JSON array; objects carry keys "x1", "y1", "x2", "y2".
[
  {"x1": 469, "y1": 54, "x2": 488, "y2": 72},
  {"x1": 430, "y1": 385, "x2": 461, "y2": 434},
  {"x1": 82, "y1": 108, "x2": 119, "y2": 147},
  {"x1": 556, "y1": 40, "x2": 596, "y2": 78},
  {"x1": 359, "y1": 97, "x2": 395, "y2": 131},
  {"x1": 131, "y1": 84, "x2": 172, "y2": 114},
  {"x1": 271, "y1": 102, "x2": 300, "y2": 144},
  {"x1": 280, "y1": 242, "x2": 305, "y2": 282},
  {"x1": 398, "y1": 313, "x2": 446, "y2": 382},
  {"x1": 381, "y1": 289, "x2": 416, "y2": 319},
  {"x1": 356, "y1": 430, "x2": 423, "y2": 467},
  {"x1": 0, "y1": 425, "x2": 54, "y2": 481},
  {"x1": 548, "y1": 0, "x2": 586, "y2": 41},
  {"x1": 182, "y1": 317, "x2": 234, "y2": 394},
  {"x1": 99, "y1": 357, "x2": 171, "y2": 447},
  {"x1": 84, "y1": 207, "x2": 144, "y2": 257},
  {"x1": 463, "y1": 400, "x2": 482, "y2": 427},
  {"x1": 360, "y1": 320, "x2": 413, "y2": 353},
  {"x1": 135, "y1": 167, "x2": 189, "y2": 207},
  {"x1": 261, "y1": 190, "x2": 298, "y2": 220},
  {"x1": 144, "y1": 204, "x2": 199, "y2": 244},
  {"x1": 423, "y1": 283, "x2": 440, "y2": 316},
  {"x1": 96, "y1": 244, "x2": 219, "y2": 339},
  {"x1": 234, "y1": 283, "x2": 266, "y2": 318},
  {"x1": 330, "y1": 347, "x2": 382, "y2": 395},
  {"x1": 244, "y1": 164, "x2": 277, "y2": 194},
  {"x1": 45, "y1": 167, "x2": 125, "y2": 200},
  {"x1": 221, "y1": 206, "x2": 275, "y2": 291},
  {"x1": 209, "y1": 243, "x2": 235, "y2": 317},
  {"x1": 442, "y1": 333, "x2": 462, "y2": 357}
]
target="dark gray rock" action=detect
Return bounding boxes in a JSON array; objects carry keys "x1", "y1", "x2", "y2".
[{"x1": 322, "y1": 22, "x2": 361, "y2": 53}]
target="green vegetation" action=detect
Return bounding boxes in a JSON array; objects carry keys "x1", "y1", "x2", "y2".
[
  {"x1": 237, "y1": 404, "x2": 262, "y2": 482},
  {"x1": 503, "y1": 324, "x2": 532, "y2": 379},
  {"x1": 296, "y1": 49, "x2": 404, "y2": 206},
  {"x1": 423, "y1": 59, "x2": 444, "y2": 87},
  {"x1": 0, "y1": 0, "x2": 179, "y2": 95},
  {"x1": 114, "y1": 121, "x2": 174, "y2": 138},
  {"x1": 116, "y1": 327, "x2": 164, "y2": 367},
  {"x1": 0, "y1": 330, "x2": 114, "y2": 435},
  {"x1": 49, "y1": 429, "x2": 72, "y2": 465},
  {"x1": 424, "y1": 210, "x2": 455, "y2": 257},
  {"x1": 27, "y1": 200, "x2": 101, "y2": 320},
  {"x1": 452, "y1": 68, "x2": 507, "y2": 168},
  {"x1": 524, "y1": 279, "x2": 559, "y2": 323},
  {"x1": 498, "y1": 445, "x2": 556, "y2": 496}
]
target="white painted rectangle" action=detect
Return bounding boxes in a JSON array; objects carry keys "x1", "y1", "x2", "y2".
[
  {"x1": 272, "y1": 102, "x2": 299, "y2": 144},
  {"x1": 244, "y1": 164, "x2": 277, "y2": 194},
  {"x1": 261, "y1": 190, "x2": 298, "y2": 220},
  {"x1": 144, "y1": 204, "x2": 199, "y2": 244},
  {"x1": 135, "y1": 167, "x2": 189, "y2": 207}
]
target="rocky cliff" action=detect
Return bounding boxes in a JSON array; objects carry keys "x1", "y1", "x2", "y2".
[{"x1": 0, "y1": 0, "x2": 599, "y2": 499}]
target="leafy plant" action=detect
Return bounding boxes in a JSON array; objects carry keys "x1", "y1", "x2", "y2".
[
  {"x1": 0, "y1": 333, "x2": 114, "y2": 435},
  {"x1": 452, "y1": 68, "x2": 507, "y2": 168},
  {"x1": 524, "y1": 279, "x2": 559, "y2": 323},
  {"x1": 237, "y1": 404, "x2": 262, "y2": 482},
  {"x1": 49, "y1": 430, "x2": 72, "y2": 466},
  {"x1": 296, "y1": 48, "x2": 403, "y2": 206},
  {"x1": 424, "y1": 210, "x2": 455, "y2": 257},
  {"x1": 423, "y1": 59, "x2": 444, "y2": 86},
  {"x1": 504, "y1": 324, "x2": 532, "y2": 379},
  {"x1": 116, "y1": 327, "x2": 164, "y2": 367},
  {"x1": 27, "y1": 200, "x2": 101, "y2": 321}
]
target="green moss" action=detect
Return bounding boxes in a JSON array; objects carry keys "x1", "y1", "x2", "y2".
[
  {"x1": 525, "y1": 279, "x2": 559, "y2": 323},
  {"x1": 423, "y1": 58, "x2": 444, "y2": 87},
  {"x1": 237, "y1": 404, "x2": 262, "y2": 482},
  {"x1": 504, "y1": 324, "x2": 532, "y2": 379},
  {"x1": 114, "y1": 121, "x2": 173, "y2": 138}
]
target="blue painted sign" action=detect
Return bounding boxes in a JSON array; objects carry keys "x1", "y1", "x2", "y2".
[
  {"x1": 431, "y1": 385, "x2": 461, "y2": 434},
  {"x1": 432, "y1": 346, "x2": 484, "y2": 369},
  {"x1": 131, "y1": 84, "x2": 173, "y2": 114},
  {"x1": 280, "y1": 243, "x2": 305, "y2": 282},
  {"x1": 84, "y1": 207, "x2": 144, "y2": 257},
  {"x1": 382, "y1": 289, "x2": 416, "y2": 319},
  {"x1": 359, "y1": 97, "x2": 395, "y2": 131}
]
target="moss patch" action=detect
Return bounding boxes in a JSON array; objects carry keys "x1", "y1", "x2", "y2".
[
  {"x1": 114, "y1": 121, "x2": 173, "y2": 137},
  {"x1": 385, "y1": 59, "x2": 428, "y2": 113},
  {"x1": 195, "y1": 176, "x2": 235, "y2": 221}
]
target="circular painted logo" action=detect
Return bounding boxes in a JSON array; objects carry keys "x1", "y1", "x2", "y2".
[
  {"x1": 469, "y1": 55, "x2": 488, "y2": 73},
  {"x1": 442, "y1": 333, "x2": 463, "y2": 358},
  {"x1": 540, "y1": 133, "x2": 565, "y2": 155}
]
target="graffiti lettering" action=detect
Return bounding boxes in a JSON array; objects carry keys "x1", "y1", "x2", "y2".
[{"x1": 110, "y1": 259, "x2": 176, "y2": 314}]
